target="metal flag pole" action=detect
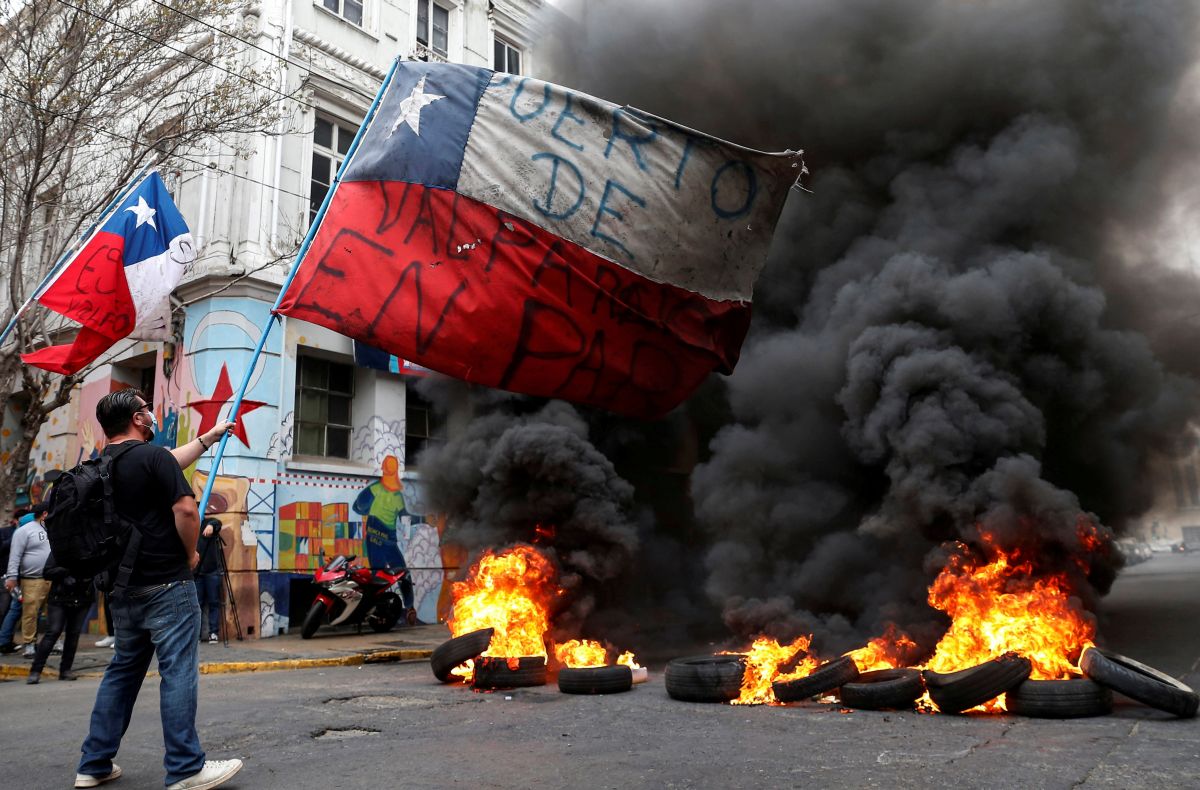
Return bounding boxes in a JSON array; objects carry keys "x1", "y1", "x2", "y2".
[
  {"x1": 196, "y1": 57, "x2": 400, "y2": 518},
  {"x1": 0, "y1": 163, "x2": 154, "y2": 349}
]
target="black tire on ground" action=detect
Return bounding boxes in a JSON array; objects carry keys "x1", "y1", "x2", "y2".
[
  {"x1": 558, "y1": 665, "x2": 634, "y2": 695},
  {"x1": 1007, "y1": 678, "x2": 1113, "y2": 719},
  {"x1": 772, "y1": 656, "x2": 860, "y2": 703},
  {"x1": 472, "y1": 656, "x2": 548, "y2": 689},
  {"x1": 430, "y1": 628, "x2": 495, "y2": 682},
  {"x1": 923, "y1": 653, "x2": 1032, "y2": 714},
  {"x1": 300, "y1": 600, "x2": 327, "y2": 640},
  {"x1": 840, "y1": 669, "x2": 925, "y2": 710},
  {"x1": 1080, "y1": 647, "x2": 1199, "y2": 719},
  {"x1": 664, "y1": 655, "x2": 747, "y2": 703}
]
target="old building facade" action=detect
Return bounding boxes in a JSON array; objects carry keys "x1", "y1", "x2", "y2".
[{"x1": 23, "y1": 0, "x2": 545, "y2": 638}]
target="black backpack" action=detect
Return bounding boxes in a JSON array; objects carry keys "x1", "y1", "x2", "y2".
[{"x1": 44, "y1": 443, "x2": 141, "y2": 594}]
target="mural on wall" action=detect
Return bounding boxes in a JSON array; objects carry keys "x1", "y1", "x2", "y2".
[
  {"x1": 353, "y1": 416, "x2": 405, "y2": 468},
  {"x1": 274, "y1": 458, "x2": 445, "y2": 623},
  {"x1": 186, "y1": 362, "x2": 266, "y2": 449},
  {"x1": 21, "y1": 297, "x2": 461, "y2": 637}
]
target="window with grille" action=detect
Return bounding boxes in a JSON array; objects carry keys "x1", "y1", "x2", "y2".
[
  {"x1": 493, "y1": 38, "x2": 522, "y2": 75},
  {"x1": 416, "y1": 0, "x2": 450, "y2": 57},
  {"x1": 404, "y1": 387, "x2": 445, "y2": 467},
  {"x1": 294, "y1": 355, "x2": 355, "y2": 459},
  {"x1": 310, "y1": 115, "x2": 357, "y2": 226},
  {"x1": 320, "y1": 0, "x2": 364, "y2": 26}
]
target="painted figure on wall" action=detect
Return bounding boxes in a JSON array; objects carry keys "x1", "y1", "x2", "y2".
[
  {"x1": 354, "y1": 455, "x2": 409, "y2": 570},
  {"x1": 353, "y1": 455, "x2": 416, "y2": 615}
]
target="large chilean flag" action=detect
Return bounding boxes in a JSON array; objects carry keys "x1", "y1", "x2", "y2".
[
  {"x1": 277, "y1": 63, "x2": 803, "y2": 418},
  {"x1": 22, "y1": 171, "x2": 195, "y2": 375}
]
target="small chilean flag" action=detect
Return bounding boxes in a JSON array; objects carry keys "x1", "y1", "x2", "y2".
[
  {"x1": 22, "y1": 171, "x2": 195, "y2": 375},
  {"x1": 277, "y1": 63, "x2": 802, "y2": 418}
]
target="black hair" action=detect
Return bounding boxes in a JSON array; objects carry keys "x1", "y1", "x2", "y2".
[
  {"x1": 30, "y1": 502, "x2": 49, "y2": 516},
  {"x1": 96, "y1": 388, "x2": 147, "y2": 439}
]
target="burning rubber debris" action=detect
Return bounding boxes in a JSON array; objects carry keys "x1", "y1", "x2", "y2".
[
  {"x1": 431, "y1": 546, "x2": 644, "y2": 693},
  {"x1": 427, "y1": 541, "x2": 1194, "y2": 720}
]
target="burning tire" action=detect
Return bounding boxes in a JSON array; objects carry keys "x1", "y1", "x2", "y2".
[
  {"x1": 430, "y1": 628, "x2": 495, "y2": 683},
  {"x1": 1007, "y1": 678, "x2": 1113, "y2": 719},
  {"x1": 472, "y1": 656, "x2": 548, "y2": 689},
  {"x1": 923, "y1": 653, "x2": 1031, "y2": 714},
  {"x1": 772, "y1": 656, "x2": 860, "y2": 703},
  {"x1": 558, "y1": 665, "x2": 633, "y2": 695},
  {"x1": 1080, "y1": 647, "x2": 1199, "y2": 719},
  {"x1": 839, "y1": 669, "x2": 924, "y2": 710},
  {"x1": 665, "y1": 655, "x2": 746, "y2": 703}
]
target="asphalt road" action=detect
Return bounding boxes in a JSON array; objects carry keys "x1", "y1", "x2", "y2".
[{"x1": 4, "y1": 553, "x2": 1200, "y2": 790}]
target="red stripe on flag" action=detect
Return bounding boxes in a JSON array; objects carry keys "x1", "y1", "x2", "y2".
[
  {"x1": 22, "y1": 230, "x2": 137, "y2": 374},
  {"x1": 276, "y1": 182, "x2": 751, "y2": 418},
  {"x1": 20, "y1": 327, "x2": 120, "y2": 375}
]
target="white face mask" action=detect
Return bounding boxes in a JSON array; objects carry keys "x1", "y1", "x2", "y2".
[{"x1": 140, "y1": 410, "x2": 158, "y2": 441}]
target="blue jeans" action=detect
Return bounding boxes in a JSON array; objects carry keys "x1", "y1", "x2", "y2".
[
  {"x1": 195, "y1": 574, "x2": 222, "y2": 636},
  {"x1": 0, "y1": 591, "x2": 19, "y2": 644},
  {"x1": 78, "y1": 581, "x2": 205, "y2": 785}
]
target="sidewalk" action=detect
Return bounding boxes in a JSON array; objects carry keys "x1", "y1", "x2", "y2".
[{"x1": 0, "y1": 622, "x2": 450, "y2": 681}]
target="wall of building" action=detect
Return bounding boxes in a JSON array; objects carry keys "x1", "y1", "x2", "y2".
[{"x1": 21, "y1": 0, "x2": 540, "y2": 637}]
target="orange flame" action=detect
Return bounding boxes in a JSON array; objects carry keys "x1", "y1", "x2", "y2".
[
  {"x1": 919, "y1": 534, "x2": 1098, "y2": 711},
  {"x1": 724, "y1": 635, "x2": 822, "y2": 706},
  {"x1": 848, "y1": 625, "x2": 919, "y2": 672},
  {"x1": 448, "y1": 546, "x2": 563, "y2": 676},
  {"x1": 555, "y1": 639, "x2": 609, "y2": 668},
  {"x1": 616, "y1": 651, "x2": 644, "y2": 671}
]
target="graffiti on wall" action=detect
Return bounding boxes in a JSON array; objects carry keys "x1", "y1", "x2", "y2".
[{"x1": 23, "y1": 296, "x2": 459, "y2": 638}]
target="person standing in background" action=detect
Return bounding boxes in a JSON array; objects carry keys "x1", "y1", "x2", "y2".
[
  {"x1": 28, "y1": 554, "x2": 94, "y2": 684},
  {"x1": 0, "y1": 508, "x2": 26, "y2": 653},
  {"x1": 4, "y1": 504, "x2": 51, "y2": 658},
  {"x1": 194, "y1": 518, "x2": 224, "y2": 644}
]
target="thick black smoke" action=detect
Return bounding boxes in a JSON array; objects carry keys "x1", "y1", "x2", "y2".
[
  {"x1": 416, "y1": 380, "x2": 641, "y2": 633},
  {"x1": 538, "y1": 0, "x2": 1200, "y2": 652}
]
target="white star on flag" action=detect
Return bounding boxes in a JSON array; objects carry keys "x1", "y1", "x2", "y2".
[
  {"x1": 125, "y1": 196, "x2": 157, "y2": 230},
  {"x1": 389, "y1": 75, "x2": 445, "y2": 138}
]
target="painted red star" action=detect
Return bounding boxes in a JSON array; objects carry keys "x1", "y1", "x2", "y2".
[{"x1": 187, "y1": 363, "x2": 266, "y2": 449}]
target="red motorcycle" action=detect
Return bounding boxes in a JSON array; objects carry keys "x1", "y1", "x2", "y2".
[{"x1": 300, "y1": 554, "x2": 413, "y2": 639}]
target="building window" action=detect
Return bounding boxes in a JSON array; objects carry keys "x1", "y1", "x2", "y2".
[
  {"x1": 404, "y1": 387, "x2": 444, "y2": 466},
  {"x1": 295, "y1": 355, "x2": 355, "y2": 458},
  {"x1": 493, "y1": 38, "x2": 522, "y2": 74},
  {"x1": 416, "y1": 0, "x2": 449, "y2": 58},
  {"x1": 320, "y1": 0, "x2": 364, "y2": 26},
  {"x1": 310, "y1": 115, "x2": 357, "y2": 226}
]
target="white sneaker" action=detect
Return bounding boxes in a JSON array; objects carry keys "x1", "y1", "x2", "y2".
[
  {"x1": 95, "y1": 636, "x2": 116, "y2": 648},
  {"x1": 165, "y1": 759, "x2": 243, "y2": 790},
  {"x1": 208, "y1": 633, "x2": 219, "y2": 644},
  {"x1": 74, "y1": 763, "x2": 121, "y2": 787}
]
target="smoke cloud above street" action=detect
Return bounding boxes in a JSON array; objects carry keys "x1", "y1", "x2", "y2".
[{"x1": 529, "y1": 0, "x2": 1200, "y2": 651}]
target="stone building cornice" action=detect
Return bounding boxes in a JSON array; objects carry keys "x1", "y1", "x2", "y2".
[{"x1": 293, "y1": 27, "x2": 388, "y2": 80}]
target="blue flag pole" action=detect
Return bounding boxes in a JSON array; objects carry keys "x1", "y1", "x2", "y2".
[
  {"x1": 0, "y1": 163, "x2": 155, "y2": 350},
  {"x1": 196, "y1": 57, "x2": 400, "y2": 518}
]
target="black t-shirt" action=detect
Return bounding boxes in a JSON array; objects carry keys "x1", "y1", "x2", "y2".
[{"x1": 105, "y1": 441, "x2": 195, "y2": 586}]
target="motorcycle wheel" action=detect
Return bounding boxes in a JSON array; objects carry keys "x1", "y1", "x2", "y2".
[{"x1": 301, "y1": 600, "x2": 328, "y2": 639}]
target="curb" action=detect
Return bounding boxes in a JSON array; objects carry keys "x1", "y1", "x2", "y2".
[
  {"x1": 0, "y1": 649, "x2": 433, "y2": 681},
  {"x1": 199, "y1": 648, "x2": 433, "y2": 675}
]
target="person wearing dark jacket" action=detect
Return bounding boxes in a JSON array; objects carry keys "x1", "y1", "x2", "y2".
[
  {"x1": 0, "y1": 510, "x2": 21, "y2": 653},
  {"x1": 194, "y1": 518, "x2": 224, "y2": 643},
  {"x1": 28, "y1": 554, "x2": 95, "y2": 684}
]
